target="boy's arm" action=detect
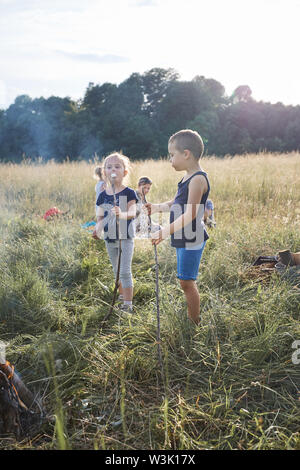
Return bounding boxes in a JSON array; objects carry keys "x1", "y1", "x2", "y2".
[
  {"x1": 126, "y1": 200, "x2": 137, "y2": 219},
  {"x1": 145, "y1": 199, "x2": 174, "y2": 214},
  {"x1": 152, "y1": 175, "x2": 208, "y2": 244}
]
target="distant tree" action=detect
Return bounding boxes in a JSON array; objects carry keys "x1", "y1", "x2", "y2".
[
  {"x1": 81, "y1": 73, "x2": 157, "y2": 158},
  {"x1": 142, "y1": 67, "x2": 179, "y2": 116},
  {"x1": 100, "y1": 74, "x2": 145, "y2": 156},
  {"x1": 284, "y1": 107, "x2": 300, "y2": 150},
  {"x1": 188, "y1": 110, "x2": 221, "y2": 154},
  {"x1": 119, "y1": 114, "x2": 158, "y2": 158},
  {"x1": 154, "y1": 76, "x2": 226, "y2": 155},
  {"x1": 262, "y1": 102, "x2": 290, "y2": 140},
  {"x1": 82, "y1": 82, "x2": 118, "y2": 119},
  {"x1": 192, "y1": 76, "x2": 226, "y2": 105},
  {"x1": 232, "y1": 85, "x2": 252, "y2": 103}
]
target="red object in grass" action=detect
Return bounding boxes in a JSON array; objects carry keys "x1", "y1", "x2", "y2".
[{"x1": 43, "y1": 207, "x2": 62, "y2": 220}]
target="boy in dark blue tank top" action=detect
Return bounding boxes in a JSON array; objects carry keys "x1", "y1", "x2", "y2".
[{"x1": 146, "y1": 129, "x2": 210, "y2": 325}]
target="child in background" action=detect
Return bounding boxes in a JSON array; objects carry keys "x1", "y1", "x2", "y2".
[
  {"x1": 147, "y1": 129, "x2": 210, "y2": 325},
  {"x1": 93, "y1": 153, "x2": 138, "y2": 312},
  {"x1": 136, "y1": 176, "x2": 152, "y2": 204},
  {"x1": 204, "y1": 199, "x2": 216, "y2": 228},
  {"x1": 135, "y1": 176, "x2": 160, "y2": 236},
  {"x1": 94, "y1": 166, "x2": 106, "y2": 213}
]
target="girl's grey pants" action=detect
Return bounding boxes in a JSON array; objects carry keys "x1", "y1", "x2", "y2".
[{"x1": 105, "y1": 239, "x2": 134, "y2": 289}]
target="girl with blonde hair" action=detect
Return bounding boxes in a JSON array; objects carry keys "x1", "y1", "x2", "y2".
[{"x1": 93, "y1": 153, "x2": 138, "y2": 312}]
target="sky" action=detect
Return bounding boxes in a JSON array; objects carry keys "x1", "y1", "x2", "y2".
[{"x1": 0, "y1": 0, "x2": 299, "y2": 109}]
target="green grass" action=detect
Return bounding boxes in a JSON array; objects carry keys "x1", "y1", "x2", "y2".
[{"x1": 0, "y1": 155, "x2": 299, "y2": 450}]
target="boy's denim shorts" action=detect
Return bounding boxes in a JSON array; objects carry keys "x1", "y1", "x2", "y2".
[{"x1": 176, "y1": 241, "x2": 206, "y2": 281}]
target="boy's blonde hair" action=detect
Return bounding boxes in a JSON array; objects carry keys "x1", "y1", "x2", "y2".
[
  {"x1": 169, "y1": 129, "x2": 204, "y2": 160},
  {"x1": 102, "y1": 152, "x2": 131, "y2": 182}
]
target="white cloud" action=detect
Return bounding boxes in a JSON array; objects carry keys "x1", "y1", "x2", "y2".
[{"x1": 54, "y1": 50, "x2": 130, "y2": 64}]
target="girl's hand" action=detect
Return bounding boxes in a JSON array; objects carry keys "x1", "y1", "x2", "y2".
[
  {"x1": 111, "y1": 206, "x2": 123, "y2": 218},
  {"x1": 93, "y1": 221, "x2": 103, "y2": 239},
  {"x1": 92, "y1": 229, "x2": 99, "y2": 240}
]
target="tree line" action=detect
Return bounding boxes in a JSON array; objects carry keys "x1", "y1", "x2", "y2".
[{"x1": 1, "y1": 67, "x2": 300, "y2": 162}]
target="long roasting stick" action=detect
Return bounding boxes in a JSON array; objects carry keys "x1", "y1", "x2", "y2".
[{"x1": 142, "y1": 188, "x2": 163, "y2": 375}]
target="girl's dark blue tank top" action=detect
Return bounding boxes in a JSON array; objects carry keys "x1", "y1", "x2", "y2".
[
  {"x1": 96, "y1": 187, "x2": 138, "y2": 242},
  {"x1": 170, "y1": 170, "x2": 210, "y2": 248}
]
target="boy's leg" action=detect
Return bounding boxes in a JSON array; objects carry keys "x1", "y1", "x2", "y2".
[
  {"x1": 179, "y1": 279, "x2": 200, "y2": 324},
  {"x1": 176, "y1": 243, "x2": 206, "y2": 325}
]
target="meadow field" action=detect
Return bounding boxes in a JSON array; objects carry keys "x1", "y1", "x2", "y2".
[{"x1": 0, "y1": 153, "x2": 300, "y2": 450}]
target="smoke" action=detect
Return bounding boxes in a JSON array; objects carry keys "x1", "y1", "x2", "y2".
[
  {"x1": 77, "y1": 134, "x2": 104, "y2": 161},
  {"x1": 1, "y1": 95, "x2": 105, "y2": 161},
  {"x1": 25, "y1": 113, "x2": 53, "y2": 159}
]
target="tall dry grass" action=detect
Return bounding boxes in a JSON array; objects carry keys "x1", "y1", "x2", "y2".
[{"x1": 0, "y1": 152, "x2": 299, "y2": 450}]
